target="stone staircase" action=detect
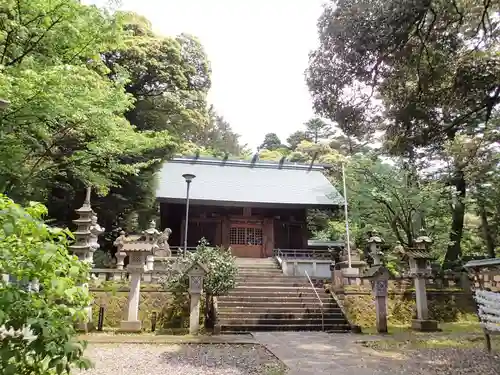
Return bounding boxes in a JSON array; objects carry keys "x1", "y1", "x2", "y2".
[{"x1": 217, "y1": 258, "x2": 350, "y2": 333}]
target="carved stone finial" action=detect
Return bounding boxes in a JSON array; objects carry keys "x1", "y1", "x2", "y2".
[
  {"x1": 393, "y1": 241, "x2": 405, "y2": 254},
  {"x1": 155, "y1": 228, "x2": 172, "y2": 257},
  {"x1": 84, "y1": 187, "x2": 91, "y2": 207}
]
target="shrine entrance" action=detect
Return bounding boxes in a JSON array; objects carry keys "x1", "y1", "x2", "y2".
[{"x1": 229, "y1": 222, "x2": 264, "y2": 258}]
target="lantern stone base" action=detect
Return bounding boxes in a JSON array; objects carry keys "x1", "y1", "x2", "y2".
[
  {"x1": 76, "y1": 321, "x2": 94, "y2": 333},
  {"x1": 411, "y1": 319, "x2": 440, "y2": 332},
  {"x1": 119, "y1": 320, "x2": 142, "y2": 332}
]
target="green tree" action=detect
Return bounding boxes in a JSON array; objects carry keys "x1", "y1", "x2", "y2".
[
  {"x1": 161, "y1": 239, "x2": 237, "y2": 328},
  {"x1": 286, "y1": 130, "x2": 311, "y2": 150},
  {"x1": 193, "y1": 105, "x2": 246, "y2": 156},
  {"x1": 259, "y1": 133, "x2": 283, "y2": 151},
  {"x1": 304, "y1": 118, "x2": 333, "y2": 144},
  {"x1": 0, "y1": 0, "x2": 173, "y2": 205},
  {"x1": 307, "y1": 0, "x2": 500, "y2": 266},
  {"x1": 0, "y1": 195, "x2": 91, "y2": 374}
]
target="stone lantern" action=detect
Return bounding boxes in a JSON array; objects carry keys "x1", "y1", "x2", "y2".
[
  {"x1": 367, "y1": 230, "x2": 384, "y2": 266},
  {"x1": 70, "y1": 189, "x2": 93, "y2": 264},
  {"x1": 117, "y1": 231, "x2": 160, "y2": 332},
  {"x1": 184, "y1": 261, "x2": 209, "y2": 335},
  {"x1": 70, "y1": 188, "x2": 104, "y2": 332},
  {"x1": 363, "y1": 231, "x2": 389, "y2": 333},
  {"x1": 403, "y1": 229, "x2": 439, "y2": 332}
]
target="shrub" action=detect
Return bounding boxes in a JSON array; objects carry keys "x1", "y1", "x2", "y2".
[
  {"x1": 0, "y1": 195, "x2": 92, "y2": 374},
  {"x1": 160, "y1": 238, "x2": 238, "y2": 328},
  {"x1": 160, "y1": 238, "x2": 238, "y2": 296}
]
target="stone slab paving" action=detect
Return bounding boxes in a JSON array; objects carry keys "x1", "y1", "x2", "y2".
[{"x1": 253, "y1": 331, "x2": 390, "y2": 375}]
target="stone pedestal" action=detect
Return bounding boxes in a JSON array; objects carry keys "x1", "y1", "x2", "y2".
[
  {"x1": 185, "y1": 262, "x2": 208, "y2": 335},
  {"x1": 116, "y1": 225, "x2": 160, "y2": 333},
  {"x1": 374, "y1": 280, "x2": 388, "y2": 333},
  {"x1": 120, "y1": 268, "x2": 142, "y2": 332},
  {"x1": 189, "y1": 293, "x2": 201, "y2": 335},
  {"x1": 411, "y1": 319, "x2": 439, "y2": 331},
  {"x1": 404, "y1": 230, "x2": 440, "y2": 332},
  {"x1": 336, "y1": 241, "x2": 367, "y2": 277},
  {"x1": 411, "y1": 277, "x2": 439, "y2": 331}
]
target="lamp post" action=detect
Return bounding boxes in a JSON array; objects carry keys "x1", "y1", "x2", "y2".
[{"x1": 182, "y1": 173, "x2": 196, "y2": 257}]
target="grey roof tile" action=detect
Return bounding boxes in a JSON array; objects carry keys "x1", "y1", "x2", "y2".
[{"x1": 155, "y1": 157, "x2": 344, "y2": 207}]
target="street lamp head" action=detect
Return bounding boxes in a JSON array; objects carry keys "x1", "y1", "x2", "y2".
[
  {"x1": 182, "y1": 173, "x2": 196, "y2": 183},
  {"x1": 0, "y1": 98, "x2": 10, "y2": 109}
]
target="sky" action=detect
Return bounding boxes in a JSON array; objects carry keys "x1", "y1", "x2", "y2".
[{"x1": 87, "y1": 0, "x2": 326, "y2": 150}]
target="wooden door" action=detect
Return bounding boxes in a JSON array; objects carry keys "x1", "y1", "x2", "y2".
[{"x1": 229, "y1": 223, "x2": 263, "y2": 258}]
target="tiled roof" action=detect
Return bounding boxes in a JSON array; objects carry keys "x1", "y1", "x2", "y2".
[
  {"x1": 155, "y1": 157, "x2": 344, "y2": 207},
  {"x1": 403, "y1": 250, "x2": 435, "y2": 259}
]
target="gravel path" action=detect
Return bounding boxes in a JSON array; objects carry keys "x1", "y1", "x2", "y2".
[
  {"x1": 78, "y1": 339, "x2": 500, "y2": 375},
  {"x1": 383, "y1": 348, "x2": 500, "y2": 375},
  {"x1": 78, "y1": 344, "x2": 286, "y2": 375}
]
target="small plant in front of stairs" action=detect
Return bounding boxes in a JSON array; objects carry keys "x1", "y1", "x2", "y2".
[{"x1": 159, "y1": 238, "x2": 238, "y2": 330}]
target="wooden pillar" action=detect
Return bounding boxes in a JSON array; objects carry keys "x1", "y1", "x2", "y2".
[
  {"x1": 215, "y1": 219, "x2": 222, "y2": 246},
  {"x1": 221, "y1": 216, "x2": 230, "y2": 249},
  {"x1": 301, "y1": 223, "x2": 308, "y2": 248},
  {"x1": 263, "y1": 218, "x2": 274, "y2": 257},
  {"x1": 159, "y1": 202, "x2": 168, "y2": 231}
]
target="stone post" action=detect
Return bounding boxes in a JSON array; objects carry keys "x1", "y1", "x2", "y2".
[
  {"x1": 365, "y1": 231, "x2": 388, "y2": 333},
  {"x1": 117, "y1": 226, "x2": 160, "y2": 332},
  {"x1": 69, "y1": 188, "x2": 95, "y2": 332},
  {"x1": 185, "y1": 262, "x2": 208, "y2": 335},
  {"x1": 119, "y1": 247, "x2": 149, "y2": 332},
  {"x1": 406, "y1": 229, "x2": 439, "y2": 332}
]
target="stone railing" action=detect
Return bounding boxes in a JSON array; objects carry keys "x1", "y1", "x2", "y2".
[
  {"x1": 339, "y1": 272, "x2": 471, "y2": 291},
  {"x1": 273, "y1": 248, "x2": 331, "y2": 260},
  {"x1": 90, "y1": 268, "x2": 170, "y2": 284}
]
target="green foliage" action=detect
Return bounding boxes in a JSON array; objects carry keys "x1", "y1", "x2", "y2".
[
  {"x1": 259, "y1": 133, "x2": 284, "y2": 151},
  {"x1": 0, "y1": 195, "x2": 91, "y2": 374},
  {"x1": 307, "y1": 0, "x2": 500, "y2": 265},
  {"x1": 0, "y1": 0, "x2": 175, "y2": 206},
  {"x1": 161, "y1": 239, "x2": 238, "y2": 296}
]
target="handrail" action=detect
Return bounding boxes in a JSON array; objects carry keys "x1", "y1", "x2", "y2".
[{"x1": 304, "y1": 270, "x2": 324, "y2": 331}]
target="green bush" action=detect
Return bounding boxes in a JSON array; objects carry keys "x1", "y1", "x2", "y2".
[
  {"x1": 0, "y1": 195, "x2": 92, "y2": 374},
  {"x1": 160, "y1": 238, "x2": 238, "y2": 329}
]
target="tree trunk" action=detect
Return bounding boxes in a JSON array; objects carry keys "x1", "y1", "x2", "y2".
[
  {"x1": 479, "y1": 201, "x2": 496, "y2": 258},
  {"x1": 443, "y1": 170, "x2": 466, "y2": 269}
]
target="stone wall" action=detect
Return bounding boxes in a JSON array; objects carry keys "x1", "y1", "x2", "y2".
[
  {"x1": 328, "y1": 274, "x2": 477, "y2": 329},
  {"x1": 90, "y1": 286, "x2": 171, "y2": 329}
]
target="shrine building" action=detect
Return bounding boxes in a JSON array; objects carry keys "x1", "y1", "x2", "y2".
[{"x1": 156, "y1": 156, "x2": 344, "y2": 258}]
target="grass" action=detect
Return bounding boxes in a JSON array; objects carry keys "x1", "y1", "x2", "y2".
[{"x1": 359, "y1": 319, "x2": 500, "y2": 351}]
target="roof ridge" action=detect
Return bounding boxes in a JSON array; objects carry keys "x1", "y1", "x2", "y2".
[{"x1": 170, "y1": 156, "x2": 326, "y2": 171}]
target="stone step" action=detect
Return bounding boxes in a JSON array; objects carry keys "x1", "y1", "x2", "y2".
[
  {"x1": 238, "y1": 268, "x2": 283, "y2": 276},
  {"x1": 217, "y1": 305, "x2": 337, "y2": 313},
  {"x1": 220, "y1": 323, "x2": 351, "y2": 332},
  {"x1": 219, "y1": 317, "x2": 346, "y2": 325},
  {"x1": 218, "y1": 297, "x2": 332, "y2": 305},
  {"x1": 235, "y1": 282, "x2": 309, "y2": 288},
  {"x1": 224, "y1": 290, "x2": 330, "y2": 298},
  {"x1": 218, "y1": 299, "x2": 336, "y2": 307},
  {"x1": 218, "y1": 311, "x2": 344, "y2": 319},
  {"x1": 236, "y1": 275, "x2": 306, "y2": 280}
]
